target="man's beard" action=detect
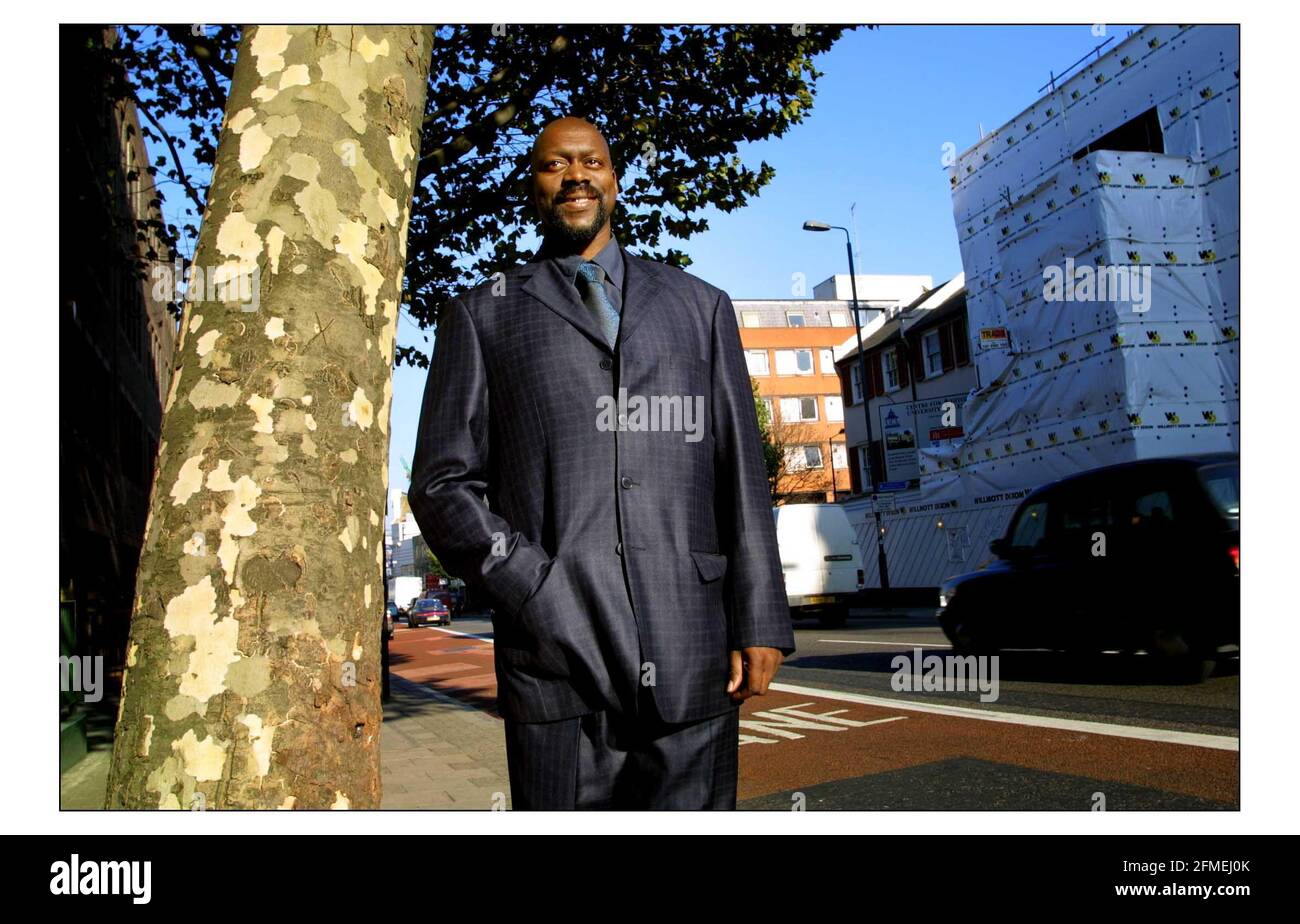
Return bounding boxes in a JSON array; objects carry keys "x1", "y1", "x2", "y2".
[{"x1": 542, "y1": 193, "x2": 610, "y2": 246}]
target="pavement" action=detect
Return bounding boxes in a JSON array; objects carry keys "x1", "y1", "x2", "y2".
[
  {"x1": 60, "y1": 676, "x2": 510, "y2": 810},
  {"x1": 58, "y1": 606, "x2": 1237, "y2": 810},
  {"x1": 58, "y1": 696, "x2": 117, "y2": 811},
  {"x1": 59, "y1": 613, "x2": 512, "y2": 811},
  {"x1": 380, "y1": 673, "x2": 511, "y2": 809}
]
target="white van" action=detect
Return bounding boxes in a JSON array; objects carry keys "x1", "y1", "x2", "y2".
[
  {"x1": 772, "y1": 503, "x2": 865, "y2": 627},
  {"x1": 386, "y1": 576, "x2": 424, "y2": 614}
]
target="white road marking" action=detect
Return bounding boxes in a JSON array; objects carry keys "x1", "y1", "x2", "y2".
[
  {"x1": 739, "y1": 704, "x2": 907, "y2": 745},
  {"x1": 768, "y1": 680, "x2": 1238, "y2": 751},
  {"x1": 421, "y1": 625, "x2": 494, "y2": 642},
  {"x1": 402, "y1": 626, "x2": 1235, "y2": 751}
]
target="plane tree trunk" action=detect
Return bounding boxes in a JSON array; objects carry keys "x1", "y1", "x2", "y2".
[{"x1": 105, "y1": 25, "x2": 432, "y2": 809}]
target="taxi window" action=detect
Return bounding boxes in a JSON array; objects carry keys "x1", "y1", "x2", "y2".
[
  {"x1": 1010, "y1": 501, "x2": 1049, "y2": 549},
  {"x1": 1197, "y1": 463, "x2": 1239, "y2": 518}
]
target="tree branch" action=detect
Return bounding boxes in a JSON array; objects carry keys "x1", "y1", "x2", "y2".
[
  {"x1": 416, "y1": 32, "x2": 571, "y2": 183},
  {"x1": 130, "y1": 90, "x2": 206, "y2": 217}
]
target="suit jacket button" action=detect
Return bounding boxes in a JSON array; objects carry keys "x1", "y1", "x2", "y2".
[
  {"x1": 615, "y1": 542, "x2": 623, "y2": 555},
  {"x1": 620, "y1": 475, "x2": 633, "y2": 489},
  {"x1": 600, "y1": 357, "x2": 613, "y2": 370}
]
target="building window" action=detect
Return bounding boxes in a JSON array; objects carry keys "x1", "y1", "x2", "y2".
[
  {"x1": 923, "y1": 330, "x2": 944, "y2": 378},
  {"x1": 779, "y1": 396, "x2": 819, "y2": 423},
  {"x1": 786, "y1": 311, "x2": 805, "y2": 328},
  {"x1": 831, "y1": 443, "x2": 847, "y2": 468},
  {"x1": 882, "y1": 350, "x2": 900, "y2": 392},
  {"x1": 825, "y1": 395, "x2": 843, "y2": 422},
  {"x1": 785, "y1": 445, "x2": 823, "y2": 471},
  {"x1": 856, "y1": 443, "x2": 872, "y2": 489},
  {"x1": 760, "y1": 397, "x2": 773, "y2": 422},
  {"x1": 952, "y1": 316, "x2": 970, "y2": 366},
  {"x1": 819, "y1": 348, "x2": 836, "y2": 375},
  {"x1": 745, "y1": 349, "x2": 770, "y2": 376},
  {"x1": 850, "y1": 364, "x2": 862, "y2": 404},
  {"x1": 830, "y1": 311, "x2": 850, "y2": 327},
  {"x1": 775, "y1": 349, "x2": 814, "y2": 375},
  {"x1": 741, "y1": 310, "x2": 762, "y2": 327}
]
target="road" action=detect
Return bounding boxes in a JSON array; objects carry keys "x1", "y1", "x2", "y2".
[{"x1": 387, "y1": 608, "x2": 1238, "y2": 809}]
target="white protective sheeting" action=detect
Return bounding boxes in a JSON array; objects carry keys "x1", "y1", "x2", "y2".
[
  {"x1": 935, "y1": 23, "x2": 1238, "y2": 503},
  {"x1": 850, "y1": 25, "x2": 1239, "y2": 588}
]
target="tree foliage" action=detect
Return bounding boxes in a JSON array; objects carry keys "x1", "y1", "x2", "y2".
[{"x1": 101, "y1": 23, "x2": 857, "y2": 365}]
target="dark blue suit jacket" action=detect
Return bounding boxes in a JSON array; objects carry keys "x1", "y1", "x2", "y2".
[{"x1": 409, "y1": 245, "x2": 795, "y2": 724}]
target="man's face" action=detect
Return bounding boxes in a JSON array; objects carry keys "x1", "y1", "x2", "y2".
[{"x1": 530, "y1": 121, "x2": 618, "y2": 246}]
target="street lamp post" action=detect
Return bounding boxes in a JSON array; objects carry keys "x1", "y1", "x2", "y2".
[
  {"x1": 828, "y1": 426, "x2": 844, "y2": 502},
  {"x1": 827, "y1": 436, "x2": 836, "y2": 501},
  {"x1": 803, "y1": 220, "x2": 891, "y2": 590}
]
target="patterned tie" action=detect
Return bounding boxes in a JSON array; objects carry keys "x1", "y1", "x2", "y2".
[{"x1": 576, "y1": 261, "x2": 620, "y2": 350}]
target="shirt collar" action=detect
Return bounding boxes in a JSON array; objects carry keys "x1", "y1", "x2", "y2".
[
  {"x1": 588, "y1": 234, "x2": 624, "y2": 291},
  {"x1": 543, "y1": 234, "x2": 624, "y2": 290}
]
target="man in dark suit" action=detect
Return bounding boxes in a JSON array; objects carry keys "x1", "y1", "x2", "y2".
[{"x1": 408, "y1": 116, "x2": 795, "y2": 809}]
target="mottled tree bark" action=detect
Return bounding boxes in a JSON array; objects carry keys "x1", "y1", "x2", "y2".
[{"x1": 106, "y1": 25, "x2": 433, "y2": 809}]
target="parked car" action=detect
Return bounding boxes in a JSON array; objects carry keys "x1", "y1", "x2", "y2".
[
  {"x1": 407, "y1": 596, "x2": 452, "y2": 628},
  {"x1": 426, "y1": 590, "x2": 458, "y2": 618},
  {"x1": 938, "y1": 454, "x2": 1239, "y2": 679},
  {"x1": 384, "y1": 602, "x2": 398, "y2": 639},
  {"x1": 773, "y1": 503, "x2": 866, "y2": 628}
]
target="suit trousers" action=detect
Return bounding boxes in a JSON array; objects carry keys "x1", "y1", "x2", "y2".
[{"x1": 502, "y1": 686, "x2": 741, "y2": 810}]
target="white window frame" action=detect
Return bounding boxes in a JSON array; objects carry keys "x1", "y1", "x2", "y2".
[
  {"x1": 785, "y1": 445, "x2": 823, "y2": 472},
  {"x1": 786, "y1": 310, "x2": 806, "y2": 327},
  {"x1": 777, "y1": 396, "x2": 818, "y2": 423},
  {"x1": 850, "y1": 364, "x2": 863, "y2": 404},
  {"x1": 819, "y1": 348, "x2": 836, "y2": 374},
  {"x1": 745, "y1": 349, "x2": 770, "y2": 376},
  {"x1": 882, "y1": 350, "x2": 900, "y2": 392},
  {"x1": 857, "y1": 442, "x2": 872, "y2": 490},
  {"x1": 923, "y1": 330, "x2": 944, "y2": 379},
  {"x1": 775, "y1": 349, "x2": 815, "y2": 376},
  {"x1": 825, "y1": 395, "x2": 844, "y2": 422}
]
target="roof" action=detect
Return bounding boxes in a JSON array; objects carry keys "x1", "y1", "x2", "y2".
[
  {"x1": 833, "y1": 273, "x2": 967, "y2": 363},
  {"x1": 833, "y1": 315, "x2": 902, "y2": 364},
  {"x1": 905, "y1": 287, "x2": 967, "y2": 334}
]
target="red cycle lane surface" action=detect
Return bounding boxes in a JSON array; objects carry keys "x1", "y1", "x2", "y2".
[{"x1": 389, "y1": 625, "x2": 1238, "y2": 809}]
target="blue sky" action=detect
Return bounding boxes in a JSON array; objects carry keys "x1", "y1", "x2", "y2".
[
  {"x1": 145, "y1": 24, "x2": 1142, "y2": 520},
  {"x1": 389, "y1": 24, "x2": 1141, "y2": 515},
  {"x1": 677, "y1": 24, "x2": 1141, "y2": 295}
]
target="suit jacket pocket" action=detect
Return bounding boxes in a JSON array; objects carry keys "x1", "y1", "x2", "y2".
[
  {"x1": 500, "y1": 556, "x2": 572, "y2": 676},
  {"x1": 690, "y1": 550, "x2": 728, "y2": 583}
]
